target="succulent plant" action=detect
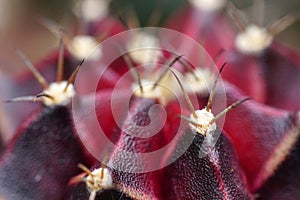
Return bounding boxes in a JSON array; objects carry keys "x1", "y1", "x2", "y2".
[{"x1": 0, "y1": 0, "x2": 300, "y2": 200}]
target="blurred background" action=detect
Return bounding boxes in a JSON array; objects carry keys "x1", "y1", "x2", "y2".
[
  {"x1": 0, "y1": 0, "x2": 299, "y2": 147},
  {"x1": 0, "y1": 0, "x2": 299, "y2": 73}
]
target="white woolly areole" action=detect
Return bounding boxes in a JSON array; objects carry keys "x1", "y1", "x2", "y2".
[
  {"x1": 132, "y1": 79, "x2": 164, "y2": 100},
  {"x1": 42, "y1": 81, "x2": 75, "y2": 106},
  {"x1": 70, "y1": 35, "x2": 101, "y2": 60},
  {"x1": 189, "y1": 0, "x2": 226, "y2": 11},
  {"x1": 74, "y1": 0, "x2": 109, "y2": 21},
  {"x1": 132, "y1": 70, "x2": 180, "y2": 105},
  {"x1": 86, "y1": 168, "x2": 113, "y2": 191},
  {"x1": 185, "y1": 68, "x2": 215, "y2": 93},
  {"x1": 235, "y1": 25, "x2": 273, "y2": 55},
  {"x1": 189, "y1": 108, "x2": 217, "y2": 136},
  {"x1": 127, "y1": 32, "x2": 162, "y2": 64}
]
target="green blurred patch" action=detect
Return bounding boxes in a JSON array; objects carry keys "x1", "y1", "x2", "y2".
[{"x1": 109, "y1": 0, "x2": 187, "y2": 27}]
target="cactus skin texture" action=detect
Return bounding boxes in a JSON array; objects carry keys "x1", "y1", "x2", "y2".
[{"x1": 0, "y1": 106, "x2": 93, "y2": 200}]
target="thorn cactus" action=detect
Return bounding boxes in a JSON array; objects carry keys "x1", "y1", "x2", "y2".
[{"x1": 1, "y1": 1, "x2": 300, "y2": 199}]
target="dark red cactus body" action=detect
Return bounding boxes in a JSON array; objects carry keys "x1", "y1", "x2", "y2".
[
  {"x1": 89, "y1": 16, "x2": 126, "y2": 39},
  {"x1": 69, "y1": 96, "x2": 179, "y2": 200},
  {"x1": 0, "y1": 106, "x2": 93, "y2": 200},
  {"x1": 166, "y1": 4, "x2": 234, "y2": 58},
  {"x1": 161, "y1": 129, "x2": 253, "y2": 200},
  {"x1": 218, "y1": 43, "x2": 300, "y2": 110},
  {"x1": 107, "y1": 97, "x2": 178, "y2": 200},
  {"x1": 95, "y1": 56, "x2": 134, "y2": 91},
  {"x1": 170, "y1": 2, "x2": 300, "y2": 112},
  {"x1": 2, "y1": 1, "x2": 300, "y2": 199},
  {"x1": 217, "y1": 51, "x2": 267, "y2": 103},
  {"x1": 72, "y1": 89, "x2": 130, "y2": 158},
  {"x1": 263, "y1": 42, "x2": 300, "y2": 110},
  {"x1": 67, "y1": 180, "x2": 132, "y2": 200},
  {"x1": 257, "y1": 134, "x2": 300, "y2": 200},
  {"x1": 221, "y1": 82, "x2": 299, "y2": 191}
]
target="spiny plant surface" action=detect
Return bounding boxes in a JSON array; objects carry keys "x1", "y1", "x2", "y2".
[{"x1": 0, "y1": 0, "x2": 300, "y2": 200}]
